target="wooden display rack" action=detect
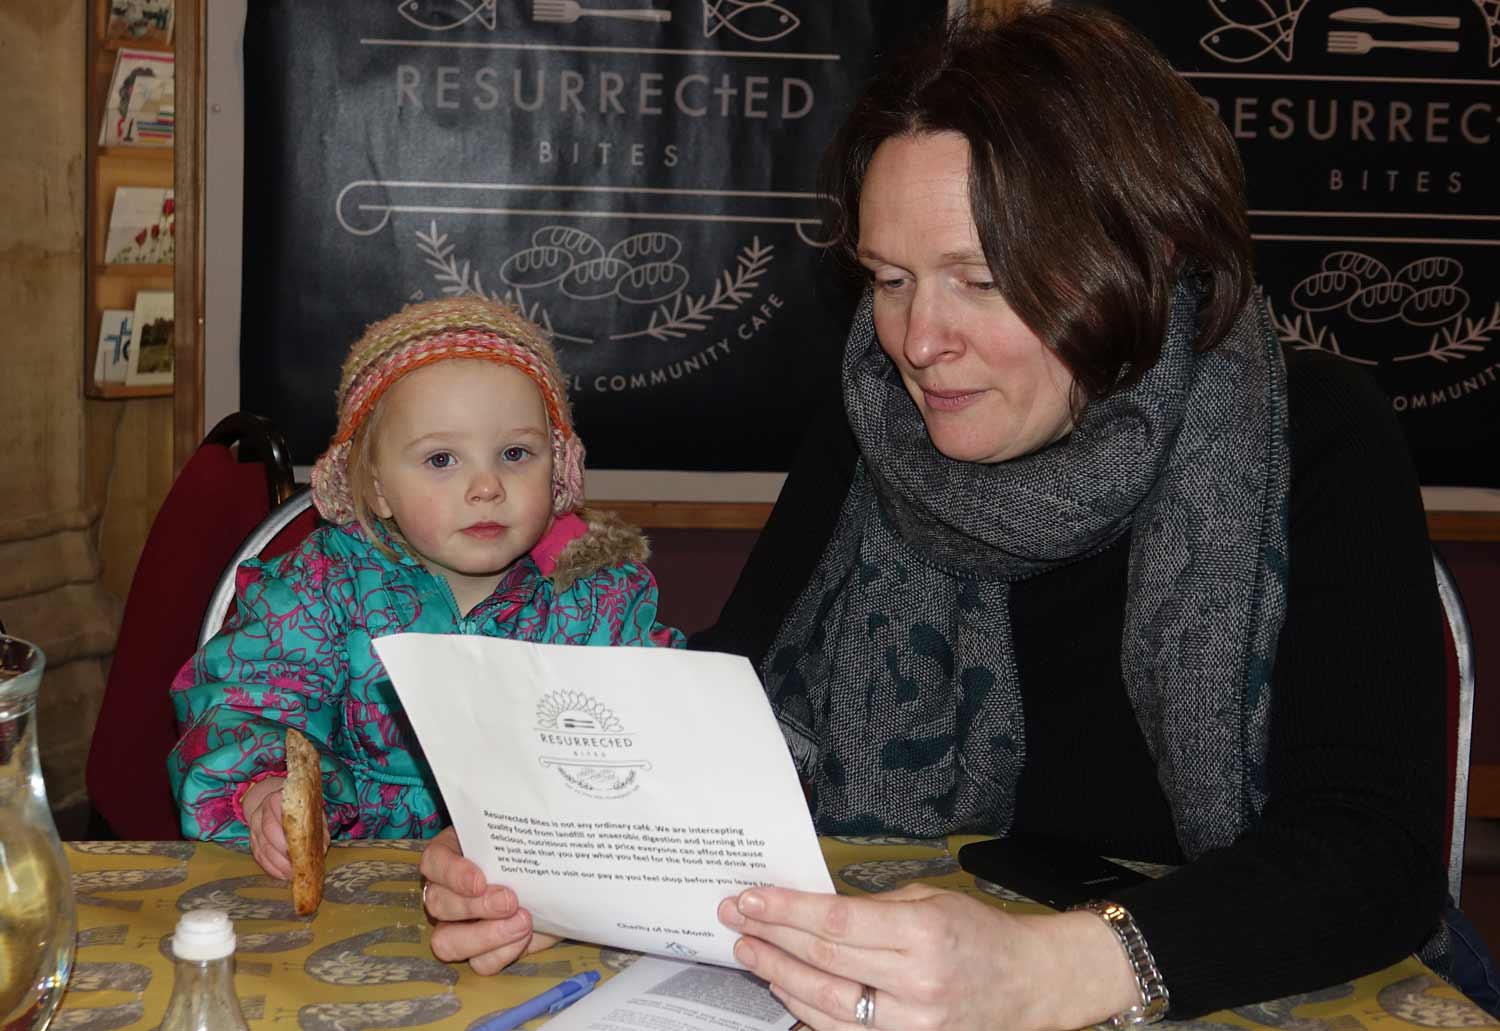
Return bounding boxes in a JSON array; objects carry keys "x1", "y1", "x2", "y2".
[{"x1": 84, "y1": 0, "x2": 175, "y2": 401}]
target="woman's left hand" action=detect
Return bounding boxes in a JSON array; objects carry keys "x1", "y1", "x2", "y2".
[
  {"x1": 419, "y1": 827, "x2": 561, "y2": 975},
  {"x1": 718, "y1": 882, "x2": 1138, "y2": 1031}
]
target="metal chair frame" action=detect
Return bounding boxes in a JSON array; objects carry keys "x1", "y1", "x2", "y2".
[
  {"x1": 1433, "y1": 549, "x2": 1475, "y2": 905},
  {"x1": 198, "y1": 486, "x2": 316, "y2": 649}
]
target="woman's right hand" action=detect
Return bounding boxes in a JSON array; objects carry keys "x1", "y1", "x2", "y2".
[
  {"x1": 241, "y1": 777, "x2": 291, "y2": 880},
  {"x1": 419, "y1": 826, "x2": 561, "y2": 975}
]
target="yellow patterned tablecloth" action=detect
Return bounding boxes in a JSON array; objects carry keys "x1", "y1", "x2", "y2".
[{"x1": 55, "y1": 837, "x2": 1497, "y2": 1031}]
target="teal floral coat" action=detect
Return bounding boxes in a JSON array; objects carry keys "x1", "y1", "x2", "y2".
[{"x1": 168, "y1": 510, "x2": 683, "y2": 841}]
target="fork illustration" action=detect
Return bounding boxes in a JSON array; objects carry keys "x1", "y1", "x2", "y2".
[
  {"x1": 532, "y1": 0, "x2": 672, "y2": 22},
  {"x1": 1326, "y1": 30, "x2": 1460, "y2": 53},
  {"x1": 1328, "y1": 8, "x2": 1461, "y2": 30}
]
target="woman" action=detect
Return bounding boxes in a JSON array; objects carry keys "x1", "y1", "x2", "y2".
[{"x1": 418, "y1": 6, "x2": 1471, "y2": 1026}]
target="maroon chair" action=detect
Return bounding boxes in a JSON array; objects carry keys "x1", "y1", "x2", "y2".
[{"x1": 85, "y1": 412, "x2": 297, "y2": 840}]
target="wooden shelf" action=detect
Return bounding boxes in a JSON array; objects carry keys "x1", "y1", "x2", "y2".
[
  {"x1": 95, "y1": 263, "x2": 173, "y2": 277},
  {"x1": 85, "y1": 382, "x2": 174, "y2": 401},
  {"x1": 98, "y1": 146, "x2": 172, "y2": 162},
  {"x1": 86, "y1": 0, "x2": 177, "y2": 402},
  {"x1": 103, "y1": 38, "x2": 170, "y2": 53}
]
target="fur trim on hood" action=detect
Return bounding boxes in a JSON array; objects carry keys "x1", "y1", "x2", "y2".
[{"x1": 550, "y1": 507, "x2": 651, "y2": 594}]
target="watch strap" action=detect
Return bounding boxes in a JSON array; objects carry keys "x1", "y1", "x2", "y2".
[{"x1": 1072, "y1": 899, "x2": 1170, "y2": 1028}]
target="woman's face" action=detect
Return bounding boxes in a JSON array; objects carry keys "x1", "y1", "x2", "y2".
[{"x1": 858, "y1": 132, "x2": 1077, "y2": 464}]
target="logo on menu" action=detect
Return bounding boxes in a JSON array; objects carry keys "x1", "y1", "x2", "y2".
[{"x1": 534, "y1": 690, "x2": 651, "y2": 799}]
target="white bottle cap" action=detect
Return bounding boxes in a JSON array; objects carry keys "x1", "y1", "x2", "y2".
[{"x1": 172, "y1": 909, "x2": 237, "y2": 961}]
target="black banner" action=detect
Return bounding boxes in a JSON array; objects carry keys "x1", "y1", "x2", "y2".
[
  {"x1": 1099, "y1": 0, "x2": 1499, "y2": 488},
  {"x1": 241, "y1": 1, "x2": 946, "y2": 472}
]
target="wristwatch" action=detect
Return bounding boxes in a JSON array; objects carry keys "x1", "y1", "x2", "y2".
[{"x1": 1073, "y1": 900, "x2": 1170, "y2": 1028}]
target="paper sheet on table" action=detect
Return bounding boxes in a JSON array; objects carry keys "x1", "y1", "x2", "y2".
[
  {"x1": 373, "y1": 635, "x2": 835, "y2": 967},
  {"x1": 545, "y1": 957, "x2": 796, "y2": 1031}
]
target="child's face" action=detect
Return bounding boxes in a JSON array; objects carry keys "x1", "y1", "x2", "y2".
[{"x1": 370, "y1": 359, "x2": 555, "y2": 612}]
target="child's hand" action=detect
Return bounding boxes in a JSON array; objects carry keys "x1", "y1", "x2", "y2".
[
  {"x1": 420, "y1": 826, "x2": 561, "y2": 974},
  {"x1": 242, "y1": 777, "x2": 293, "y2": 880}
]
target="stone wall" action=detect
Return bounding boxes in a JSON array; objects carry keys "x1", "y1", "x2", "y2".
[{"x1": 0, "y1": 0, "x2": 174, "y2": 826}]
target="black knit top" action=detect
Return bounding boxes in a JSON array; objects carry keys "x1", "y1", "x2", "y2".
[{"x1": 691, "y1": 349, "x2": 1447, "y2": 1018}]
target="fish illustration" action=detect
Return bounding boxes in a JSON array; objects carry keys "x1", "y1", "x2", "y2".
[
  {"x1": 71, "y1": 840, "x2": 196, "y2": 859},
  {"x1": 1200, "y1": 0, "x2": 1304, "y2": 62},
  {"x1": 1475, "y1": 0, "x2": 1500, "y2": 67},
  {"x1": 177, "y1": 874, "x2": 308, "y2": 921},
  {"x1": 321, "y1": 859, "x2": 422, "y2": 908},
  {"x1": 1209, "y1": 0, "x2": 1283, "y2": 23},
  {"x1": 703, "y1": 0, "x2": 801, "y2": 43},
  {"x1": 838, "y1": 857, "x2": 960, "y2": 894},
  {"x1": 295, "y1": 994, "x2": 460, "y2": 1031},
  {"x1": 1379, "y1": 973, "x2": 1491, "y2": 1026},
  {"x1": 67, "y1": 962, "x2": 153, "y2": 994},
  {"x1": 1232, "y1": 984, "x2": 1353, "y2": 1028},
  {"x1": 1199, "y1": 21, "x2": 1293, "y2": 62},
  {"x1": 72, "y1": 866, "x2": 190, "y2": 911},
  {"x1": 305, "y1": 926, "x2": 458, "y2": 988},
  {"x1": 49, "y1": 1000, "x2": 145, "y2": 1031},
  {"x1": 397, "y1": 0, "x2": 497, "y2": 32}
]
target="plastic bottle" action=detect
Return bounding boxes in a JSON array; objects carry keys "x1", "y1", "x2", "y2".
[{"x1": 159, "y1": 910, "x2": 251, "y2": 1031}]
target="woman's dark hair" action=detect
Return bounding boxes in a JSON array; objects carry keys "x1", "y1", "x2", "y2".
[{"x1": 820, "y1": 3, "x2": 1254, "y2": 404}]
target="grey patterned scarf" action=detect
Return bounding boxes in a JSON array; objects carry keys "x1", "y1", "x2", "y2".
[{"x1": 764, "y1": 278, "x2": 1290, "y2": 859}]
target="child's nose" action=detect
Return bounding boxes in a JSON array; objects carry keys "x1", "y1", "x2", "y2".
[{"x1": 469, "y1": 473, "x2": 505, "y2": 502}]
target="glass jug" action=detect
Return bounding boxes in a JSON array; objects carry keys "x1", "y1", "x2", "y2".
[{"x1": 0, "y1": 634, "x2": 77, "y2": 1031}]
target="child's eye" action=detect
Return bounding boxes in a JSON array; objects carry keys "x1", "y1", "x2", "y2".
[
  {"x1": 502, "y1": 446, "x2": 532, "y2": 463},
  {"x1": 424, "y1": 452, "x2": 456, "y2": 470}
]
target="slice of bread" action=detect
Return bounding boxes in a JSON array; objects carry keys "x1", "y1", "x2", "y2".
[{"x1": 282, "y1": 727, "x2": 327, "y2": 916}]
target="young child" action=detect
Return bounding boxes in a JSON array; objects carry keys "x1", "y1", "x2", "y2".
[{"x1": 168, "y1": 296, "x2": 684, "y2": 878}]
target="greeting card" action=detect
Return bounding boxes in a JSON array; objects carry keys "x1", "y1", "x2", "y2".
[
  {"x1": 94, "y1": 309, "x2": 134, "y2": 385},
  {"x1": 99, "y1": 48, "x2": 174, "y2": 147},
  {"x1": 106, "y1": 0, "x2": 175, "y2": 46},
  {"x1": 104, "y1": 187, "x2": 175, "y2": 265},
  {"x1": 126, "y1": 289, "x2": 174, "y2": 387}
]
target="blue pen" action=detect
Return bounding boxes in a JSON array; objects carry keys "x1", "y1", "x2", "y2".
[{"x1": 475, "y1": 970, "x2": 601, "y2": 1030}]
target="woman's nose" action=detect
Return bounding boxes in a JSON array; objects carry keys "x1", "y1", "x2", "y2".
[{"x1": 901, "y1": 287, "x2": 960, "y2": 368}]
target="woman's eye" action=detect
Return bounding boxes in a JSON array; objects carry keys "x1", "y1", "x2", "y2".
[
  {"x1": 424, "y1": 452, "x2": 455, "y2": 470},
  {"x1": 874, "y1": 275, "x2": 907, "y2": 292},
  {"x1": 967, "y1": 279, "x2": 998, "y2": 293},
  {"x1": 502, "y1": 446, "x2": 531, "y2": 463}
]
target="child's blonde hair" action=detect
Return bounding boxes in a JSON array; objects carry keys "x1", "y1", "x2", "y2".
[{"x1": 310, "y1": 296, "x2": 586, "y2": 528}]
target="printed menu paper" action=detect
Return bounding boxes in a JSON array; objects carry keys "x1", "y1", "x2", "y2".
[
  {"x1": 373, "y1": 635, "x2": 834, "y2": 968},
  {"x1": 545, "y1": 956, "x2": 795, "y2": 1031}
]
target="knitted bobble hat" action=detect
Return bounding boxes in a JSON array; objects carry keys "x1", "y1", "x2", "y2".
[{"x1": 310, "y1": 296, "x2": 586, "y2": 524}]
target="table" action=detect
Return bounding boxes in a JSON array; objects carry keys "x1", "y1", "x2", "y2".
[{"x1": 56, "y1": 837, "x2": 1490, "y2": 1030}]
